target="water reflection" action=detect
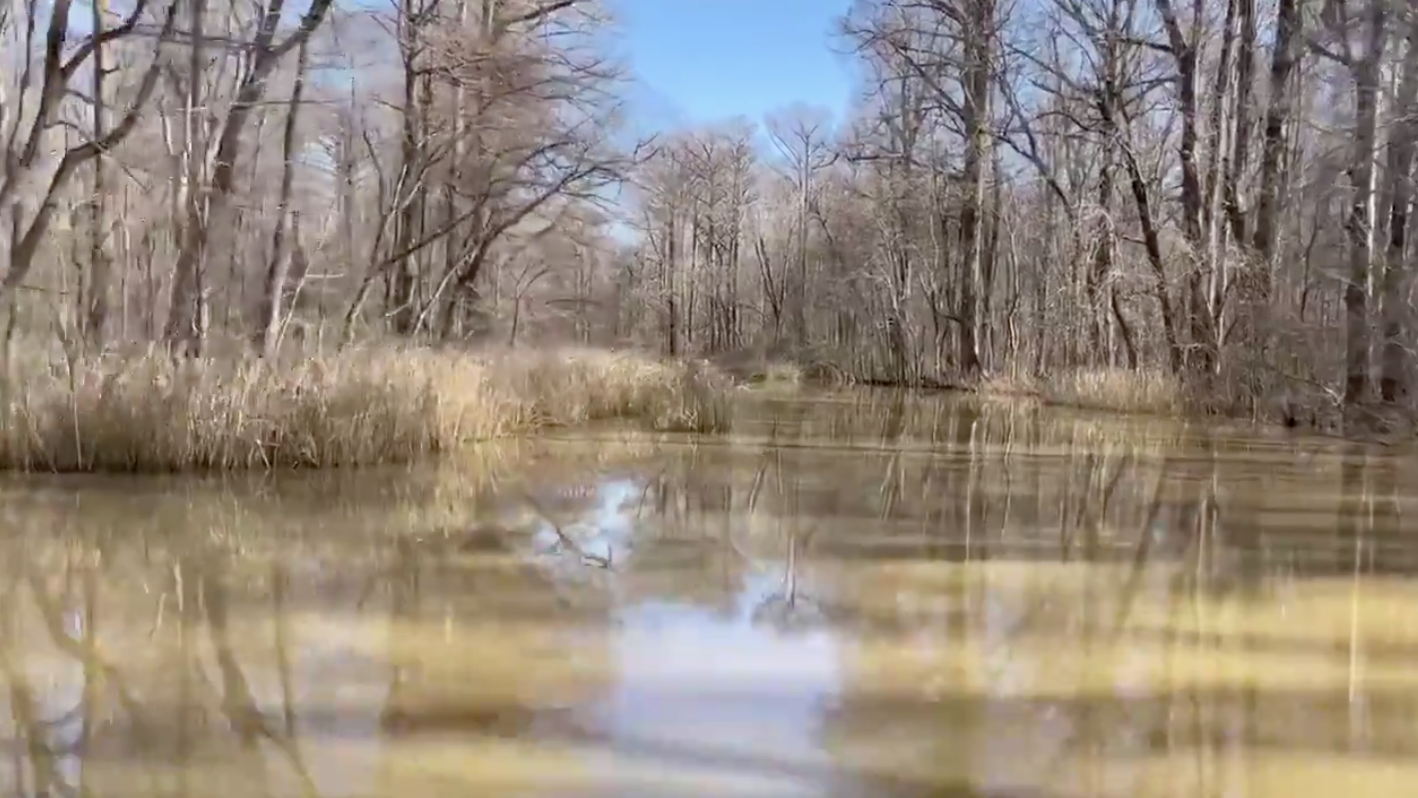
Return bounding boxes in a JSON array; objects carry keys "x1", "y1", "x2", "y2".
[{"x1": 0, "y1": 390, "x2": 1415, "y2": 797}]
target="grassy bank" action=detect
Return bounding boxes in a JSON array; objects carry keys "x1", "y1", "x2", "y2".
[
  {"x1": 739, "y1": 355, "x2": 1188, "y2": 419},
  {"x1": 978, "y1": 368, "x2": 1185, "y2": 417},
  {"x1": 0, "y1": 346, "x2": 734, "y2": 473}
]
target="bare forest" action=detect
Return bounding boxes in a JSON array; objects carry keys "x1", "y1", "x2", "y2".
[{"x1": 2, "y1": 0, "x2": 1417, "y2": 429}]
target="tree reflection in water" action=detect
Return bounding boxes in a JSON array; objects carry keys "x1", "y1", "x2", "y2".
[{"x1": 0, "y1": 392, "x2": 1414, "y2": 797}]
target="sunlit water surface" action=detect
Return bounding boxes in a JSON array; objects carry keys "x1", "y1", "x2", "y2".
[{"x1": 2, "y1": 390, "x2": 1417, "y2": 798}]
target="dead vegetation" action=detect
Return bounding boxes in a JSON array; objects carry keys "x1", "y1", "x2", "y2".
[
  {"x1": 0, "y1": 346, "x2": 734, "y2": 473},
  {"x1": 978, "y1": 369, "x2": 1185, "y2": 417}
]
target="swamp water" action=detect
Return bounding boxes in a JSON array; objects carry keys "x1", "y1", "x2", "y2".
[{"x1": 1, "y1": 390, "x2": 1417, "y2": 798}]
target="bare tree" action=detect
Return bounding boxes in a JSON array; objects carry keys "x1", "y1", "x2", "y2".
[
  {"x1": 1378, "y1": 6, "x2": 1418, "y2": 404},
  {"x1": 163, "y1": 0, "x2": 337, "y2": 356},
  {"x1": 766, "y1": 104, "x2": 837, "y2": 350},
  {"x1": 254, "y1": 36, "x2": 312, "y2": 357},
  {"x1": 5, "y1": 0, "x2": 1418, "y2": 435},
  {"x1": 0, "y1": 0, "x2": 177, "y2": 304}
]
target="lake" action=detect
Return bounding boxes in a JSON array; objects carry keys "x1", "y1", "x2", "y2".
[{"x1": 1, "y1": 389, "x2": 1415, "y2": 798}]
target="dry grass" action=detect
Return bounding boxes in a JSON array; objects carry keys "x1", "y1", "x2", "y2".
[
  {"x1": 979, "y1": 368, "x2": 1185, "y2": 417},
  {"x1": 977, "y1": 372, "x2": 1045, "y2": 403},
  {"x1": 0, "y1": 345, "x2": 735, "y2": 473},
  {"x1": 1048, "y1": 368, "x2": 1184, "y2": 415},
  {"x1": 749, "y1": 361, "x2": 804, "y2": 386}
]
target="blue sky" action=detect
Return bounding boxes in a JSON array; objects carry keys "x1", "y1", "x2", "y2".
[{"x1": 609, "y1": 0, "x2": 858, "y2": 129}]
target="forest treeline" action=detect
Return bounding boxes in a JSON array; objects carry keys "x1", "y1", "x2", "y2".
[{"x1": 0, "y1": 0, "x2": 1412, "y2": 429}]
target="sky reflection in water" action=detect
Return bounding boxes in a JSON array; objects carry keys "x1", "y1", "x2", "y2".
[{"x1": 1, "y1": 390, "x2": 1416, "y2": 798}]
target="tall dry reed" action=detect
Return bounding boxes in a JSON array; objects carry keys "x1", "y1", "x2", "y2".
[
  {"x1": 0, "y1": 345, "x2": 734, "y2": 473},
  {"x1": 979, "y1": 367, "x2": 1184, "y2": 416}
]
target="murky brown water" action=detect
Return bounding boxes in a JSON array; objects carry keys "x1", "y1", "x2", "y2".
[{"x1": 2, "y1": 390, "x2": 1417, "y2": 798}]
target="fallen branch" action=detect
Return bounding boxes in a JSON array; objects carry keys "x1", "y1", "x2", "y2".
[{"x1": 519, "y1": 487, "x2": 613, "y2": 569}]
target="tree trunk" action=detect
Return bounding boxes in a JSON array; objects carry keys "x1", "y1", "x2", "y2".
[
  {"x1": 1379, "y1": 14, "x2": 1418, "y2": 404},
  {"x1": 956, "y1": 0, "x2": 994, "y2": 377},
  {"x1": 1342, "y1": 0, "x2": 1387, "y2": 407},
  {"x1": 388, "y1": 0, "x2": 425, "y2": 335},
  {"x1": 163, "y1": 0, "x2": 208, "y2": 356},
  {"x1": 255, "y1": 37, "x2": 311, "y2": 357},
  {"x1": 84, "y1": 0, "x2": 111, "y2": 350},
  {"x1": 1155, "y1": 0, "x2": 1216, "y2": 374},
  {"x1": 1250, "y1": 0, "x2": 1300, "y2": 268}
]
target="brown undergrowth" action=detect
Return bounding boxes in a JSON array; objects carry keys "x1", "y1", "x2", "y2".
[
  {"x1": 0, "y1": 345, "x2": 734, "y2": 472},
  {"x1": 977, "y1": 368, "x2": 1186, "y2": 416}
]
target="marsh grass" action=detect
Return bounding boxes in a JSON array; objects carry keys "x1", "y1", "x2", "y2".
[
  {"x1": 979, "y1": 368, "x2": 1185, "y2": 417},
  {"x1": 744, "y1": 361, "x2": 804, "y2": 387},
  {"x1": 976, "y1": 373, "x2": 1045, "y2": 404},
  {"x1": 1047, "y1": 368, "x2": 1185, "y2": 415},
  {"x1": 0, "y1": 345, "x2": 734, "y2": 473}
]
